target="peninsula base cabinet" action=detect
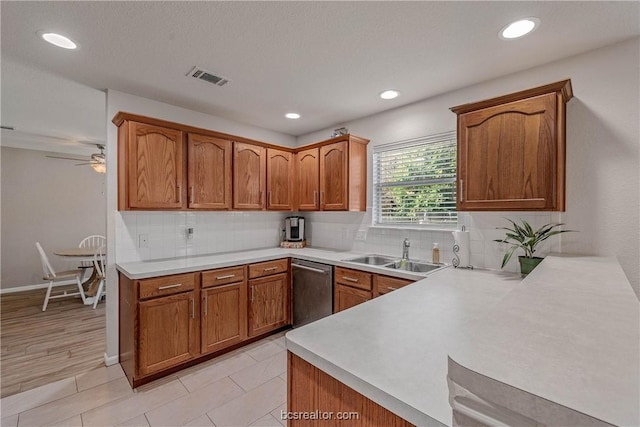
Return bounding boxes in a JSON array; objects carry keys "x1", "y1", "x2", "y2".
[
  {"x1": 119, "y1": 262, "x2": 291, "y2": 388},
  {"x1": 288, "y1": 352, "x2": 415, "y2": 427}
]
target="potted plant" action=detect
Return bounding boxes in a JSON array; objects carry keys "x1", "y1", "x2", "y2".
[{"x1": 494, "y1": 219, "x2": 576, "y2": 275}]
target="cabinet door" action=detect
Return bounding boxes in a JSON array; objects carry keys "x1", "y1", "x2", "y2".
[
  {"x1": 458, "y1": 93, "x2": 557, "y2": 210},
  {"x1": 233, "y1": 143, "x2": 266, "y2": 210},
  {"x1": 296, "y1": 148, "x2": 319, "y2": 211},
  {"x1": 266, "y1": 148, "x2": 293, "y2": 210},
  {"x1": 201, "y1": 283, "x2": 248, "y2": 354},
  {"x1": 248, "y1": 273, "x2": 289, "y2": 337},
  {"x1": 138, "y1": 292, "x2": 198, "y2": 376},
  {"x1": 128, "y1": 122, "x2": 185, "y2": 209},
  {"x1": 334, "y1": 284, "x2": 371, "y2": 313},
  {"x1": 319, "y1": 141, "x2": 348, "y2": 211},
  {"x1": 187, "y1": 134, "x2": 232, "y2": 209}
]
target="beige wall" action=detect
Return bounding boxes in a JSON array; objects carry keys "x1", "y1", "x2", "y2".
[{"x1": 1, "y1": 146, "x2": 106, "y2": 290}]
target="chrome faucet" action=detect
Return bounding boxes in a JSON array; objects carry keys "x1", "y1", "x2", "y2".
[{"x1": 402, "y1": 238, "x2": 410, "y2": 260}]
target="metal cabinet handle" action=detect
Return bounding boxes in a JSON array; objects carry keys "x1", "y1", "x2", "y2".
[
  {"x1": 189, "y1": 186, "x2": 195, "y2": 204},
  {"x1": 460, "y1": 179, "x2": 464, "y2": 202},
  {"x1": 216, "y1": 274, "x2": 235, "y2": 280},
  {"x1": 313, "y1": 191, "x2": 318, "y2": 207},
  {"x1": 177, "y1": 186, "x2": 182, "y2": 204},
  {"x1": 191, "y1": 298, "x2": 195, "y2": 319},
  {"x1": 387, "y1": 286, "x2": 398, "y2": 291},
  {"x1": 263, "y1": 267, "x2": 278, "y2": 272},
  {"x1": 251, "y1": 286, "x2": 255, "y2": 302},
  {"x1": 158, "y1": 283, "x2": 182, "y2": 290},
  {"x1": 320, "y1": 191, "x2": 324, "y2": 206},
  {"x1": 342, "y1": 276, "x2": 359, "y2": 283}
]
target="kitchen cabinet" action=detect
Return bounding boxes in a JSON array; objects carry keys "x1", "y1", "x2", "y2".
[
  {"x1": 318, "y1": 135, "x2": 368, "y2": 211},
  {"x1": 118, "y1": 120, "x2": 186, "y2": 210},
  {"x1": 187, "y1": 133, "x2": 232, "y2": 210},
  {"x1": 233, "y1": 142, "x2": 267, "y2": 210},
  {"x1": 248, "y1": 259, "x2": 290, "y2": 337},
  {"x1": 266, "y1": 148, "x2": 293, "y2": 210},
  {"x1": 451, "y1": 79, "x2": 573, "y2": 211},
  {"x1": 114, "y1": 113, "x2": 369, "y2": 213},
  {"x1": 135, "y1": 273, "x2": 199, "y2": 377},
  {"x1": 374, "y1": 274, "x2": 414, "y2": 297},
  {"x1": 201, "y1": 266, "x2": 247, "y2": 354},
  {"x1": 334, "y1": 266, "x2": 372, "y2": 312},
  {"x1": 295, "y1": 147, "x2": 320, "y2": 210}
]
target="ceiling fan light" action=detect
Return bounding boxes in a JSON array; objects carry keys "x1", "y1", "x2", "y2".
[{"x1": 91, "y1": 162, "x2": 106, "y2": 174}]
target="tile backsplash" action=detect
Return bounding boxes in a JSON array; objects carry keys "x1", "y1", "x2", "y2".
[
  {"x1": 116, "y1": 209, "x2": 562, "y2": 273},
  {"x1": 115, "y1": 211, "x2": 289, "y2": 263}
]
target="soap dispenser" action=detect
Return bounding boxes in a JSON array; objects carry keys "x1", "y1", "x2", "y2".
[{"x1": 432, "y1": 243, "x2": 440, "y2": 264}]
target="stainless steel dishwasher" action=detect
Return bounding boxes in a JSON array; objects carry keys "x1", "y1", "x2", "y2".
[{"x1": 291, "y1": 259, "x2": 333, "y2": 327}]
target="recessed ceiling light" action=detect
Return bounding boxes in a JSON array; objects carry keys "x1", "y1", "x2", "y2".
[
  {"x1": 379, "y1": 90, "x2": 399, "y2": 100},
  {"x1": 285, "y1": 113, "x2": 300, "y2": 119},
  {"x1": 500, "y1": 18, "x2": 539, "y2": 40},
  {"x1": 37, "y1": 31, "x2": 78, "y2": 49}
]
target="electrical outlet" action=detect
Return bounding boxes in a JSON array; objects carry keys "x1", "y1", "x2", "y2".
[
  {"x1": 138, "y1": 233, "x2": 148, "y2": 248},
  {"x1": 355, "y1": 229, "x2": 368, "y2": 241}
]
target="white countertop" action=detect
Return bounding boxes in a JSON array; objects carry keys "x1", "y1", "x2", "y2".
[
  {"x1": 116, "y1": 247, "x2": 433, "y2": 281},
  {"x1": 285, "y1": 255, "x2": 640, "y2": 426}
]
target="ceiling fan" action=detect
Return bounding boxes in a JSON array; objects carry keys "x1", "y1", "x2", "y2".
[{"x1": 46, "y1": 144, "x2": 106, "y2": 174}]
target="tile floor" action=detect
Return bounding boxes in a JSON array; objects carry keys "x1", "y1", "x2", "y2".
[{"x1": 0, "y1": 333, "x2": 288, "y2": 427}]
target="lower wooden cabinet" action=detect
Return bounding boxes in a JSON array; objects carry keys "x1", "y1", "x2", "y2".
[
  {"x1": 249, "y1": 272, "x2": 290, "y2": 337},
  {"x1": 334, "y1": 284, "x2": 371, "y2": 312},
  {"x1": 138, "y1": 290, "x2": 199, "y2": 376},
  {"x1": 334, "y1": 267, "x2": 372, "y2": 313},
  {"x1": 201, "y1": 282, "x2": 248, "y2": 354}
]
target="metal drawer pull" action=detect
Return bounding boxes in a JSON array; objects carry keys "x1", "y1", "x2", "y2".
[
  {"x1": 158, "y1": 283, "x2": 183, "y2": 290},
  {"x1": 177, "y1": 186, "x2": 182, "y2": 204},
  {"x1": 313, "y1": 191, "x2": 318, "y2": 206},
  {"x1": 216, "y1": 274, "x2": 235, "y2": 280},
  {"x1": 342, "y1": 276, "x2": 359, "y2": 283},
  {"x1": 460, "y1": 179, "x2": 464, "y2": 202},
  {"x1": 263, "y1": 267, "x2": 278, "y2": 271},
  {"x1": 291, "y1": 263, "x2": 327, "y2": 274},
  {"x1": 191, "y1": 298, "x2": 195, "y2": 319},
  {"x1": 189, "y1": 186, "x2": 195, "y2": 204},
  {"x1": 387, "y1": 286, "x2": 398, "y2": 291}
]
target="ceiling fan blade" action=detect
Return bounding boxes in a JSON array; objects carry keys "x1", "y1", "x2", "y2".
[{"x1": 46, "y1": 155, "x2": 91, "y2": 161}]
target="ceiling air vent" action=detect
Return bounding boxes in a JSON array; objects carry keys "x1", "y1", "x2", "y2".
[{"x1": 186, "y1": 66, "x2": 230, "y2": 87}]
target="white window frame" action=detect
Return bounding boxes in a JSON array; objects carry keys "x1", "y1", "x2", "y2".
[{"x1": 373, "y1": 131, "x2": 457, "y2": 228}]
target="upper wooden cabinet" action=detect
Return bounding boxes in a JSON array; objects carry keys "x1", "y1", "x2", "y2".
[
  {"x1": 233, "y1": 142, "x2": 266, "y2": 210},
  {"x1": 187, "y1": 134, "x2": 232, "y2": 210},
  {"x1": 119, "y1": 121, "x2": 186, "y2": 210},
  {"x1": 296, "y1": 147, "x2": 320, "y2": 211},
  {"x1": 451, "y1": 80, "x2": 573, "y2": 211},
  {"x1": 114, "y1": 113, "x2": 369, "y2": 212},
  {"x1": 266, "y1": 148, "x2": 293, "y2": 210}
]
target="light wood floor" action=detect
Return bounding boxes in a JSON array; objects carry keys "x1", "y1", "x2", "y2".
[{"x1": 0, "y1": 286, "x2": 106, "y2": 398}]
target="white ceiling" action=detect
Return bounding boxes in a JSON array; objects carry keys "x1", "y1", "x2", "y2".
[{"x1": 1, "y1": 1, "x2": 639, "y2": 151}]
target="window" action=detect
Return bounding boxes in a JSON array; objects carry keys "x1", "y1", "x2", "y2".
[{"x1": 373, "y1": 131, "x2": 457, "y2": 226}]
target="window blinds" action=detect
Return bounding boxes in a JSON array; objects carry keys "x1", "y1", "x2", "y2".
[{"x1": 373, "y1": 131, "x2": 457, "y2": 225}]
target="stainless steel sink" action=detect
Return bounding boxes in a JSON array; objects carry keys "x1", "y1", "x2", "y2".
[
  {"x1": 384, "y1": 260, "x2": 443, "y2": 273},
  {"x1": 344, "y1": 255, "x2": 398, "y2": 265}
]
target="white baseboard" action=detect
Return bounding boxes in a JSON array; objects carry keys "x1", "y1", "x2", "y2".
[
  {"x1": 0, "y1": 279, "x2": 75, "y2": 294},
  {"x1": 104, "y1": 352, "x2": 119, "y2": 366}
]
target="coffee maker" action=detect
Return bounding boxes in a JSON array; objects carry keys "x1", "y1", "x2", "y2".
[{"x1": 285, "y1": 216, "x2": 305, "y2": 242}]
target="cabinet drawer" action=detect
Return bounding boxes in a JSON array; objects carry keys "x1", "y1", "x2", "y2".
[
  {"x1": 249, "y1": 259, "x2": 289, "y2": 279},
  {"x1": 202, "y1": 266, "x2": 246, "y2": 288},
  {"x1": 334, "y1": 267, "x2": 372, "y2": 291},
  {"x1": 375, "y1": 275, "x2": 413, "y2": 296},
  {"x1": 138, "y1": 273, "x2": 196, "y2": 300}
]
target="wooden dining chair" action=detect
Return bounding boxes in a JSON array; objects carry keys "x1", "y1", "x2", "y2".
[
  {"x1": 36, "y1": 242, "x2": 87, "y2": 311},
  {"x1": 78, "y1": 235, "x2": 106, "y2": 278},
  {"x1": 92, "y1": 245, "x2": 106, "y2": 309}
]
